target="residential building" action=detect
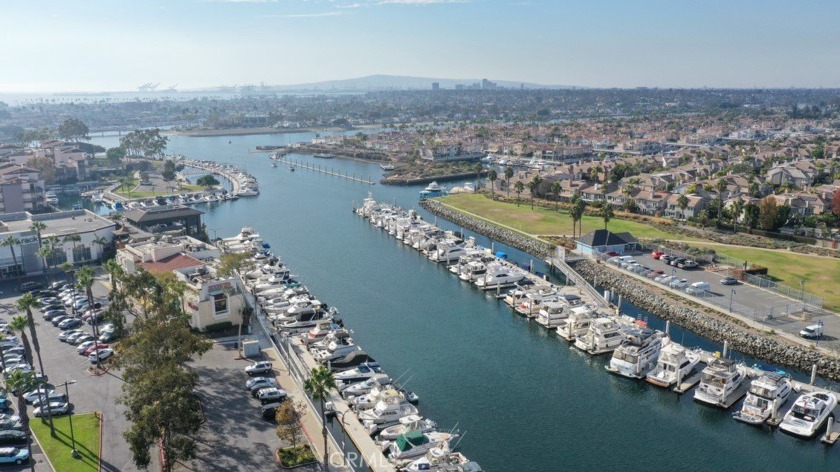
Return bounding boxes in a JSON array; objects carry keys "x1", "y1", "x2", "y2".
[
  {"x1": 0, "y1": 163, "x2": 46, "y2": 213},
  {"x1": 575, "y1": 229, "x2": 639, "y2": 256}
]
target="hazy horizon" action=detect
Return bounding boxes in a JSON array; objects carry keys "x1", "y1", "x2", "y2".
[{"x1": 2, "y1": 0, "x2": 839, "y2": 93}]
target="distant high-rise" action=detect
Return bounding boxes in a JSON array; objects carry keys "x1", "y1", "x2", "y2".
[
  {"x1": 481, "y1": 78, "x2": 497, "y2": 90},
  {"x1": 432, "y1": 82, "x2": 440, "y2": 91}
]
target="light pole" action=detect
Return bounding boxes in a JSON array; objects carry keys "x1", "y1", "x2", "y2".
[
  {"x1": 56, "y1": 380, "x2": 79, "y2": 458},
  {"x1": 328, "y1": 409, "x2": 350, "y2": 467},
  {"x1": 799, "y1": 279, "x2": 805, "y2": 301},
  {"x1": 729, "y1": 288, "x2": 736, "y2": 313}
]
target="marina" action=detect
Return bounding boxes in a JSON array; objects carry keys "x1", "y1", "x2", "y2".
[
  {"x1": 88, "y1": 131, "x2": 840, "y2": 472},
  {"x1": 275, "y1": 156, "x2": 376, "y2": 185}
]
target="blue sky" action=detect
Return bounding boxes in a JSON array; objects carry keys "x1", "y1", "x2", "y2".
[{"x1": 0, "y1": 0, "x2": 838, "y2": 92}]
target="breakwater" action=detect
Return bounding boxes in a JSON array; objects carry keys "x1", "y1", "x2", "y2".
[
  {"x1": 383, "y1": 170, "x2": 488, "y2": 186},
  {"x1": 420, "y1": 199, "x2": 554, "y2": 259},
  {"x1": 569, "y1": 258, "x2": 840, "y2": 381}
]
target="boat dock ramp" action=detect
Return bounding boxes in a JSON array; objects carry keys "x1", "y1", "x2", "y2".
[
  {"x1": 275, "y1": 156, "x2": 376, "y2": 185},
  {"x1": 355, "y1": 194, "x2": 840, "y2": 448}
]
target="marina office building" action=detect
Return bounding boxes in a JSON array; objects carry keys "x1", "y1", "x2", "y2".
[{"x1": 0, "y1": 209, "x2": 116, "y2": 278}]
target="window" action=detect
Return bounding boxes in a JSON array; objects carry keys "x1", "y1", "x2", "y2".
[
  {"x1": 47, "y1": 248, "x2": 67, "y2": 267},
  {"x1": 0, "y1": 264, "x2": 22, "y2": 278},
  {"x1": 213, "y1": 293, "x2": 228, "y2": 315},
  {"x1": 72, "y1": 245, "x2": 91, "y2": 263}
]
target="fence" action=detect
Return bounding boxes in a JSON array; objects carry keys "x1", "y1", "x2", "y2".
[{"x1": 742, "y1": 272, "x2": 824, "y2": 309}]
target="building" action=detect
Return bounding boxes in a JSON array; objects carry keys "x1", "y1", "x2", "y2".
[
  {"x1": 575, "y1": 229, "x2": 639, "y2": 256},
  {"x1": 116, "y1": 235, "x2": 220, "y2": 273},
  {"x1": 0, "y1": 209, "x2": 115, "y2": 278},
  {"x1": 0, "y1": 163, "x2": 46, "y2": 213},
  {"x1": 431, "y1": 82, "x2": 440, "y2": 91},
  {"x1": 123, "y1": 205, "x2": 204, "y2": 237}
]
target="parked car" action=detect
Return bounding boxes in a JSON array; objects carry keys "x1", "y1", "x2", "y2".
[
  {"x1": 0, "y1": 446, "x2": 29, "y2": 465},
  {"x1": 43, "y1": 310, "x2": 66, "y2": 321},
  {"x1": 669, "y1": 278, "x2": 689, "y2": 289},
  {"x1": 257, "y1": 387, "x2": 287, "y2": 405},
  {"x1": 50, "y1": 282, "x2": 68, "y2": 290},
  {"x1": 70, "y1": 334, "x2": 95, "y2": 346},
  {"x1": 37, "y1": 297, "x2": 59, "y2": 306},
  {"x1": 0, "y1": 430, "x2": 26, "y2": 446},
  {"x1": 23, "y1": 388, "x2": 54, "y2": 404},
  {"x1": 0, "y1": 398, "x2": 10, "y2": 411},
  {"x1": 246, "y1": 376, "x2": 277, "y2": 391},
  {"x1": 261, "y1": 402, "x2": 283, "y2": 420},
  {"x1": 50, "y1": 315, "x2": 69, "y2": 327},
  {"x1": 670, "y1": 258, "x2": 685, "y2": 267},
  {"x1": 245, "y1": 361, "x2": 273, "y2": 376},
  {"x1": 89, "y1": 348, "x2": 114, "y2": 363},
  {"x1": 58, "y1": 318, "x2": 83, "y2": 330},
  {"x1": 33, "y1": 402, "x2": 70, "y2": 418},
  {"x1": 83, "y1": 344, "x2": 109, "y2": 356},
  {"x1": 720, "y1": 276, "x2": 739, "y2": 286},
  {"x1": 678, "y1": 260, "x2": 698, "y2": 269},
  {"x1": 651, "y1": 251, "x2": 664, "y2": 260},
  {"x1": 647, "y1": 270, "x2": 664, "y2": 280},
  {"x1": 800, "y1": 323, "x2": 824, "y2": 340},
  {"x1": 685, "y1": 281, "x2": 711, "y2": 295},
  {"x1": 99, "y1": 331, "x2": 119, "y2": 343},
  {"x1": 660, "y1": 254, "x2": 674, "y2": 263},
  {"x1": 15, "y1": 282, "x2": 42, "y2": 292},
  {"x1": 656, "y1": 275, "x2": 675, "y2": 284},
  {"x1": 0, "y1": 420, "x2": 22, "y2": 432},
  {"x1": 4, "y1": 365, "x2": 32, "y2": 375},
  {"x1": 0, "y1": 347, "x2": 23, "y2": 357},
  {"x1": 28, "y1": 392, "x2": 66, "y2": 406},
  {"x1": 58, "y1": 329, "x2": 85, "y2": 342}
]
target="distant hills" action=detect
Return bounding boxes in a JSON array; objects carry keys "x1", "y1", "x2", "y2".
[{"x1": 201, "y1": 75, "x2": 583, "y2": 92}]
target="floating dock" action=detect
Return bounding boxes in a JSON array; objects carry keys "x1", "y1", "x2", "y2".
[{"x1": 277, "y1": 157, "x2": 375, "y2": 185}]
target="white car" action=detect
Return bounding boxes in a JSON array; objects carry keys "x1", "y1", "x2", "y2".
[
  {"x1": 657, "y1": 275, "x2": 675, "y2": 285},
  {"x1": 23, "y1": 388, "x2": 54, "y2": 404},
  {"x1": 669, "y1": 278, "x2": 689, "y2": 289},
  {"x1": 88, "y1": 348, "x2": 114, "y2": 363},
  {"x1": 800, "y1": 323, "x2": 824, "y2": 339},
  {"x1": 33, "y1": 402, "x2": 70, "y2": 417},
  {"x1": 4, "y1": 365, "x2": 32, "y2": 375},
  {"x1": 76, "y1": 340, "x2": 98, "y2": 353},
  {"x1": 245, "y1": 361, "x2": 273, "y2": 376}
]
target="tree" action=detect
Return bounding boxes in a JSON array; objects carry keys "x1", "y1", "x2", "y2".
[
  {"x1": 8, "y1": 316, "x2": 35, "y2": 388},
  {"x1": 573, "y1": 199, "x2": 586, "y2": 238},
  {"x1": 76, "y1": 267, "x2": 101, "y2": 367},
  {"x1": 25, "y1": 157, "x2": 57, "y2": 184},
  {"x1": 504, "y1": 167, "x2": 514, "y2": 196},
  {"x1": 16, "y1": 294, "x2": 45, "y2": 381},
  {"x1": 217, "y1": 252, "x2": 253, "y2": 277},
  {"x1": 304, "y1": 366, "x2": 336, "y2": 471},
  {"x1": 57, "y1": 118, "x2": 90, "y2": 142},
  {"x1": 4, "y1": 370, "x2": 39, "y2": 460},
  {"x1": 1, "y1": 235, "x2": 20, "y2": 276},
  {"x1": 744, "y1": 202, "x2": 760, "y2": 229},
  {"x1": 106, "y1": 147, "x2": 126, "y2": 163},
  {"x1": 92, "y1": 235, "x2": 109, "y2": 261},
  {"x1": 63, "y1": 233, "x2": 81, "y2": 263},
  {"x1": 120, "y1": 176, "x2": 135, "y2": 196},
  {"x1": 731, "y1": 199, "x2": 744, "y2": 232},
  {"x1": 602, "y1": 205, "x2": 614, "y2": 230},
  {"x1": 513, "y1": 181, "x2": 525, "y2": 206},
  {"x1": 487, "y1": 169, "x2": 497, "y2": 195},
  {"x1": 759, "y1": 196, "x2": 778, "y2": 231},
  {"x1": 196, "y1": 175, "x2": 220, "y2": 188},
  {"x1": 119, "y1": 128, "x2": 168, "y2": 158},
  {"x1": 551, "y1": 181, "x2": 562, "y2": 211},
  {"x1": 716, "y1": 179, "x2": 727, "y2": 227},
  {"x1": 276, "y1": 400, "x2": 307, "y2": 459},
  {"x1": 162, "y1": 160, "x2": 177, "y2": 182},
  {"x1": 677, "y1": 194, "x2": 689, "y2": 218},
  {"x1": 29, "y1": 221, "x2": 46, "y2": 251},
  {"x1": 833, "y1": 190, "x2": 840, "y2": 218}
]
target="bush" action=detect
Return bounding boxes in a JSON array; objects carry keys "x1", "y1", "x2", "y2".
[
  {"x1": 204, "y1": 321, "x2": 233, "y2": 333},
  {"x1": 278, "y1": 445, "x2": 316, "y2": 468}
]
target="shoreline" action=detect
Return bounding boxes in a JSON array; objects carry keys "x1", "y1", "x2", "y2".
[{"x1": 170, "y1": 126, "x2": 360, "y2": 137}]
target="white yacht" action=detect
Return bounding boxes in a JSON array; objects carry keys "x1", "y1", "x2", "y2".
[
  {"x1": 429, "y1": 240, "x2": 469, "y2": 263},
  {"x1": 359, "y1": 398, "x2": 419, "y2": 425},
  {"x1": 313, "y1": 339, "x2": 359, "y2": 364},
  {"x1": 402, "y1": 445, "x2": 482, "y2": 472},
  {"x1": 334, "y1": 362, "x2": 384, "y2": 385},
  {"x1": 556, "y1": 306, "x2": 596, "y2": 341},
  {"x1": 535, "y1": 299, "x2": 569, "y2": 328},
  {"x1": 573, "y1": 317, "x2": 626, "y2": 355},
  {"x1": 387, "y1": 431, "x2": 459, "y2": 462},
  {"x1": 694, "y1": 358, "x2": 747, "y2": 408},
  {"x1": 286, "y1": 298, "x2": 323, "y2": 316},
  {"x1": 377, "y1": 415, "x2": 437, "y2": 441},
  {"x1": 733, "y1": 372, "x2": 793, "y2": 425},
  {"x1": 352, "y1": 387, "x2": 410, "y2": 411},
  {"x1": 457, "y1": 260, "x2": 489, "y2": 282},
  {"x1": 340, "y1": 373, "x2": 391, "y2": 399},
  {"x1": 513, "y1": 287, "x2": 559, "y2": 318},
  {"x1": 645, "y1": 343, "x2": 700, "y2": 388},
  {"x1": 474, "y1": 264, "x2": 526, "y2": 290},
  {"x1": 779, "y1": 391, "x2": 837, "y2": 438},
  {"x1": 606, "y1": 328, "x2": 667, "y2": 379}
]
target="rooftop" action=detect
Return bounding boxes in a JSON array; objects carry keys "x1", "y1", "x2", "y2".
[
  {"x1": 123, "y1": 205, "x2": 204, "y2": 224},
  {"x1": 0, "y1": 209, "x2": 115, "y2": 237},
  {"x1": 138, "y1": 253, "x2": 204, "y2": 274},
  {"x1": 576, "y1": 229, "x2": 638, "y2": 247}
]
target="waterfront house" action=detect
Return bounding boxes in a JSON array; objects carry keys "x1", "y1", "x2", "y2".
[
  {"x1": 575, "y1": 229, "x2": 639, "y2": 256},
  {"x1": 123, "y1": 205, "x2": 205, "y2": 237}
]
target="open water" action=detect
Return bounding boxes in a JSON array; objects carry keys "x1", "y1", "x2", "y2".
[{"x1": 90, "y1": 132, "x2": 840, "y2": 471}]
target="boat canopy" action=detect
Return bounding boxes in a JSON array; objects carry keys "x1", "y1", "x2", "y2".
[
  {"x1": 495, "y1": 252, "x2": 508, "y2": 259},
  {"x1": 396, "y1": 430, "x2": 429, "y2": 451}
]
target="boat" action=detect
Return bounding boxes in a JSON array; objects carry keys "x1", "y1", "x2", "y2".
[
  {"x1": 512, "y1": 287, "x2": 559, "y2": 318},
  {"x1": 419, "y1": 182, "x2": 447, "y2": 199},
  {"x1": 606, "y1": 328, "x2": 667, "y2": 379},
  {"x1": 387, "y1": 431, "x2": 459, "y2": 462},
  {"x1": 535, "y1": 299, "x2": 570, "y2": 328},
  {"x1": 573, "y1": 317, "x2": 626, "y2": 355},
  {"x1": 358, "y1": 398, "x2": 419, "y2": 425},
  {"x1": 556, "y1": 306, "x2": 597, "y2": 341},
  {"x1": 401, "y1": 444, "x2": 482, "y2": 472},
  {"x1": 111, "y1": 201, "x2": 124, "y2": 211},
  {"x1": 693, "y1": 358, "x2": 747, "y2": 408},
  {"x1": 330, "y1": 350, "x2": 375, "y2": 372},
  {"x1": 779, "y1": 392, "x2": 838, "y2": 438},
  {"x1": 271, "y1": 162, "x2": 277, "y2": 168},
  {"x1": 380, "y1": 163, "x2": 396, "y2": 171},
  {"x1": 333, "y1": 362, "x2": 383, "y2": 385},
  {"x1": 645, "y1": 343, "x2": 700, "y2": 388},
  {"x1": 313, "y1": 153, "x2": 334, "y2": 159},
  {"x1": 341, "y1": 373, "x2": 392, "y2": 399},
  {"x1": 313, "y1": 338, "x2": 360, "y2": 364},
  {"x1": 377, "y1": 415, "x2": 437, "y2": 441},
  {"x1": 45, "y1": 191, "x2": 59, "y2": 205},
  {"x1": 473, "y1": 264, "x2": 526, "y2": 290},
  {"x1": 733, "y1": 372, "x2": 793, "y2": 425}
]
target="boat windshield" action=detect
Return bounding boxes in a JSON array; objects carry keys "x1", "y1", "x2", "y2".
[
  {"x1": 701, "y1": 373, "x2": 727, "y2": 387},
  {"x1": 750, "y1": 385, "x2": 776, "y2": 398},
  {"x1": 614, "y1": 351, "x2": 639, "y2": 364},
  {"x1": 745, "y1": 395, "x2": 769, "y2": 409},
  {"x1": 791, "y1": 405, "x2": 819, "y2": 421}
]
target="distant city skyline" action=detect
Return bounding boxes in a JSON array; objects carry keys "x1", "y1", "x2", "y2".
[{"x1": 1, "y1": 0, "x2": 839, "y2": 93}]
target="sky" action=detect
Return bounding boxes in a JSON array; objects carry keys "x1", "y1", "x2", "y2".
[{"x1": 1, "y1": 0, "x2": 839, "y2": 92}]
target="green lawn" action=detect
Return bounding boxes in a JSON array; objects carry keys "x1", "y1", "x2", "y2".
[
  {"x1": 439, "y1": 193, "x2": 695, "y2": 240},
  {"x1": 115, "y1": 179, "x2": 204, "y2": 199},
  {"x1": 31, "y1": 413, "x2": 100, "y2": 472},
  {"x1": 690, "y1": 242, "x2": 840, "y2": 312}
]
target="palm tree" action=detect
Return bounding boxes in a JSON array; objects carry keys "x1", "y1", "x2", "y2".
[
  {"x1": 92, "y1": 235, "x2": 108, "y2": 261},
  {"x1": 602, "y1": 205, "x2": 614, "y2": 230},
  {"x1": 63, "y1": 234, "x2": 81, "y2": 263},
  {"x1": 487, "y1": 169, "x2": 497, "y2": 195},
  {"x1": 1, "y1": 235, "x2": 20, "y2": 276},
  {"x1": 731, "y1": 198, "x2": 744, "y2": 233},
  {"x1": 120, "y1": 176, "x2": 135, "y2": 196},
  {"x1": 4, "y1": 370, "x2": 39, "y2": 460},
  {"x1": 551, "y1": 181, "x2": 562, "y2": 211},
  {"x1": 0, "y1": 333, "x2": 8, "y2": 375},
  {"x1": 59, "y1": 261, "x2": 73, "y2": 283},
  {"x1": 504, "y1": 167, "x2": 514, "y2": 196},
  {"x1": 528, "y1": 175, "x2": 543, "y2": 210},
  {"x1": 303, "y1": 366, "x2": 336, "y2": 471},
  {"x1": 513, "y1": 181, "x2": 524, "y2": 206},
  {"x1": 103, "y1": 259, "x2": 124, "y2": 289},
  {"x1": 75, "y1": 267, "x2": 100, "y2": 367},
  {"x1": 677, "y1": 194, "x2": 689, "y2": 219},
  {"x1": 716, "y1": 179, "x2": 727, "y2": 227},
  {"x1": 29, "y1": 221, "x2": 46, "y2": 250},
  {"x1": 16, "y1": 294, "x2": 45, "y2": 381}
]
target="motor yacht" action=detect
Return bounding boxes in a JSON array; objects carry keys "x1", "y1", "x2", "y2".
[
  {"x1": 645, "y1": 343, "x2": 700, "y2": 388},
  {"x1": 779, "y1": 391, "x2": 838, "y2": 438},
  {"x1": 733, "y1": 372, "x2": 793, "y2": 425},
  {"x1": 419, "y1": 181, "x2": 447, "y2": 199},
  {"x1": 694, "y1": 358, "x2": 747, "y2": 408},
  {"x1": 334, "y1": 362, "x2": 384, "y2": 385},
  {"x1": 513, "y1": 287, "x2": 559, "y2": 318},
  {"x1": 429, "y1": 240, "x2": 469, "y2": 263},
  {"x1": 573, "y1": 317, "x2": 625, "y2": 355},
  {"x1": 286, "y1": 298, "x2": 323, "y2": 316},
  {"x1": 387, "y1": 431, "x2": 459, "y2": 462},
  {"x1": 606, "y1": 328, "x2": 667, "y2": 379},
  {"x1": 535, "y1": 299, "x2": 570, "y2": 328},
  {"x1": 352, "y1": 387, "x2": 408, "y2": 410},
  {"x1": 377, "y1": 415, "x2": 437, "y2": 441},
  {"x1": 358, "y1": 398, "x2": 419, "y2": 425},
  {"x1": 556, "y1": 306, "x2": 597, "y2": 341},
  {"x1": 313, "y1": 339, "x2": 359, "y2": 364},
  {"x1": 474, "y1": 264, "x2": 526, "y2": 290},
  {"x1": 277, "y1": 309, "x2": 335, "y2": 334},
  {"x1": 301, "y1": 321, "x2": 341, "y2": 346},
  {"x1": 341, "y1": 373, "x2": 392, "y2": 399},
  {"x1": 402, "y1": 444, "x2": 482, "y2": 472}
]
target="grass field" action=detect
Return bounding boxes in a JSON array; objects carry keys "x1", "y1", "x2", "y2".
[
  {"x1": 690, "y1": 242, "x2": 840, "y2": 312},
  {"x1": 115, "y1": 179, "x2": 203, "y2": 199},
  {"x1": 31, "y1": 413, "x2": 100, "y2": 472},
  {"x1": 439, "y1": 193, "x2": 696, "y2": 241}
]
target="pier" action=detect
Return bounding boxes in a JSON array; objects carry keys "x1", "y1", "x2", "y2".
[{"x1": 277, "y1": 157, "x2": 376, "y2": 185}]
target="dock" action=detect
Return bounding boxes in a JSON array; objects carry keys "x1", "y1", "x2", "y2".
[
  {"x1": 672, "y1": 367, "x2": 704, "y2": 394},
  {"x1": 277, "y1": 157, "x2": 375, "y2": 185},
  {"x1": 822, "y1": 417, "x2": 840, "y2": 445}
]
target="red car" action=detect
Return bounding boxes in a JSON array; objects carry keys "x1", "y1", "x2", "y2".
[
  {"x1": 83, "y1": 343, "x2": 109, "y2": 356},
  {"x1": 651, "y1": 251, "x2": 664, "y2": 260},
  {"x1": 605, "y1": 251, "x2": 620, "y2": 257}
]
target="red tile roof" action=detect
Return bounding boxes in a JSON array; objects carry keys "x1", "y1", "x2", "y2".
[{"x1": 137, "y1": 254, "x2": 203, "y2": 274}]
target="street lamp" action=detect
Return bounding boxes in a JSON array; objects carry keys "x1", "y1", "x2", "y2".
[
  {"x1": 729, "y1": 288, "x2": 737, "y2": 313},
  {"x1": 56, "y1": 380, "x2": 79, "y2": 458},
  {"x1": 327, "y1": 407, "x2": 350, "y2": 467},
  {"x1": 799, "y1": 279, "x2": 805, "y2": 301}
]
